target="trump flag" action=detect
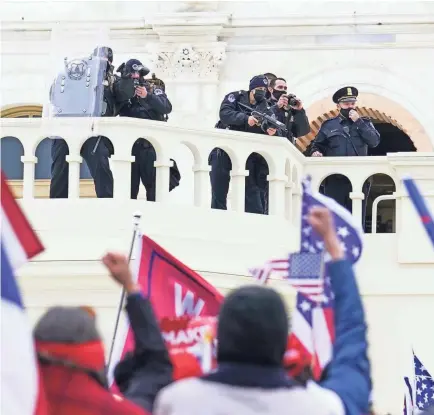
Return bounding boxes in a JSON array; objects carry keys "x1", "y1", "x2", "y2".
[{"x1": 108, "y1": 234, "x2": 224, "y2": 385}]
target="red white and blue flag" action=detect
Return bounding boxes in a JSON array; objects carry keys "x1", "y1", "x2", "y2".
[
  {"x1": 403, "y1": 176, "x2": 434, "y2": 248},
  {"x1": 1, "y1": 171, "x2": 46, "y2": 414},
  {"x1": 250, "y1": 176, "x2": 363, "y2": 379}
]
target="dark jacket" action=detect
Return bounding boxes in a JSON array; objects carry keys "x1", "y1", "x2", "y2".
[
  {"x1": 310, "y1": 115, "x2": 380, "y2": 156},
  {"x1": 114, "y1": 293, "x2": 173, "y2": 413},
  {"x1": 268, "y1": 100, "x2": 311, "y2": 143},
  {"x1": 218, "y1": 90, "x2": 273, "y2": 135},
  {"x1": 114, "y1": 77, "x2": 172, "y2": 121}
]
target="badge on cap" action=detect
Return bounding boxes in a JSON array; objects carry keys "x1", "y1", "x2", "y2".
[
  {"x1": 347, "y1": 87, "x2": 353, "y2": 96},
  {"x1": 228, "y1": 93, "x2": 236, "y2": 103},
  {"x1": 263, "y1": 78, "x2": 268, "y2": 85}
]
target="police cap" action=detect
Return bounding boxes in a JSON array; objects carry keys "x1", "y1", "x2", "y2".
[{"x1": 332, "y1": 86, "x2": 359, "y2": 104}]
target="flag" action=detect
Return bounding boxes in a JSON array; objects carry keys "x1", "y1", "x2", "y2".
[
  {"x1": 250, "y1": 252, "x2": 325, "y2": 302},
  {"x1": 1, "y1": 171, "x2": 46, "y2": 414},
  {"x1": 402, "y1": 177, "x2": 434, "y2": 248},
  {"x1": 249, "y1": 176, "x2": 363, "y2": 379},
  {"x1": 413, "y1": 353, "x2": 434, "y2": 412},
  {"x1": 107, "y1": 234, "x2": 224, "y2": 386},
  {"x1": 404, "y1": 376, "x2": 414, "y2": 415}
]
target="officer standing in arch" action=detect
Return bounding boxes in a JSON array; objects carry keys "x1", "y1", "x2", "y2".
[
  {"x1": 210, "y1": 74, "x2": 277, "y2": 214},
  {"x1": 309, "y1": 86, "x2": 380, "y2": 227}
]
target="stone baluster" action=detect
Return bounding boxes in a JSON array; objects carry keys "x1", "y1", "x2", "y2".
[
  {"x1": 268, "y1": 174, "x2": 287, "y2": 217},
  {"x1": 292, "y1": 185, "x2": 302, "y2": 224},
  {"x1": 65, "y1": 155, "x2": 82, "y2": 199},
  {"x1": 110, "y1": 155, "x2": 135, "y2": 201},
  {"x1": 20, "y1": 155, "x2": 37, "y2": 200},
  {"x1": 285, "y1": 181, "x2": 293, "y2": 221},
  {"x1": 349, "y1": 191, "x2": 365, "y2": 228},
  {"x1": 193, "y1": 164, "x2": 212, "y2": 208},
  {"x1": 155, "y1": 159, "x2": 173, "y2": 203},
  {"x1": 230, "y1": 169, "x2": 248, "y2": 212}
]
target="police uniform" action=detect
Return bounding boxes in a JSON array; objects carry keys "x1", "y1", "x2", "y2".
[
  {"x1": 115, "y1": 59, "x2": 179, "y2": 201},
  {"x1": 310, "y1": 86, "x2": 381, "y2": 226},
  {"x1": 210, "y1": 75, "x2": 273, "y2": 214},
  {"x1": 49, "y1": 47, "x2": 115, "y2": 199}
]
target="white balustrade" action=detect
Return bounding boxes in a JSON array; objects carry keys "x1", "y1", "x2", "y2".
[
  {"x1": 2, "y1": 117, "x2": 434, "y2": 238},
  {"x1": 0, "y1": 117, "x2": 305, "y2": 218}
]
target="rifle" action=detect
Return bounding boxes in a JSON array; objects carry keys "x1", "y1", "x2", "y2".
[{"x1": 238, "y1": 102, "x2": 288, "y2": 135}]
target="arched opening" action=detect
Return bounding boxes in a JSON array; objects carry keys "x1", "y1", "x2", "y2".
[
  {"x1": 319, "y1": 174, "x2": 353, "y2": 213},
  {"x1": 245, "y1": 153, "x2": 269, "y2": 215},
  {"x1": 0, "y1": 105, "x2": 97, "y2": 198},
  {"x1": 368, "y1": 122, "x2": 416, "y2": 155},
  {"x1": 208, "y1": 147, "x2": 232, "y2": 211},
  {"x1": 364, "y1": 174, "x2": 396, "y2": 234},
  {"x1": 1, "y1": 137, "x2": 24, "y2": 197},
  {"x1": 130, "y1": 138, "x2": 181, "y2": 202}
]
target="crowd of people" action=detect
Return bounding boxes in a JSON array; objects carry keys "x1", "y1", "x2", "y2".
[{"x1": 35, "y1": 206, "x2": 379, "y2": 414}]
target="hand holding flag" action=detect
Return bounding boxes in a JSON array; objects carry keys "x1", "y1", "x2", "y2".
[{"x1": 249, "y1": 176, "x2": 363, "y2": 379}]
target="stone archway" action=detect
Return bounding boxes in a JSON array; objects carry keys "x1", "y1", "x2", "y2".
[
  {"x1": 290, "y1": 64, "x2": 433, "y2": 153},
  {"x1": 297, "y1": 105, "x2": 412, "y2": 152},
  {"x1": 297, "y1": 93, "x2": 433, "y2": 153}
]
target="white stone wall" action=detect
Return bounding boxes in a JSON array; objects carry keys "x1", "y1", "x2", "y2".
[
  {"x1": 2, "y1": 2, "x2": 434, "y2": 414},
  {"x1": 2, "y1": 0, "x2": 434, "y2": 148}
]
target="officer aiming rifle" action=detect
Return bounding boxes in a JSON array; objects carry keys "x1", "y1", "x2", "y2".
[{"x1": 237, "y1": 102, "x2": 288, "y2": 136}]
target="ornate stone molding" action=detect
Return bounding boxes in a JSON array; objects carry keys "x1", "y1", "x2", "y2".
[{"x1": 148, "y1": 42, "x2": 226, "y2": 81}]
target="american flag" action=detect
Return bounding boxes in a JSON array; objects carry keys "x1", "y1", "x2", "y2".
[
  {"x1": 249, "y1": 252, "x2": 325, "y2": 303},
  {"x1": 249, "y1": 175, "x2": 363, "y2": 378},
  {"x1": 404, "y1": 376, "x2": 414, "y2": 415},
  {"x1": 1, "y1": 171, "x2": 47, "y2": 414},
  {"x1": 413, "y1": 353, "x2": 434, "y2": 412}
]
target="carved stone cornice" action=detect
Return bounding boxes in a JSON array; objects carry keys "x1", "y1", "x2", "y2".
[
  {"x1": 148, "y1": 12, "x2": 229, "y2": 43},
  {"x1": 147, "y1": 42, "x2": 226, "y2": 81}
]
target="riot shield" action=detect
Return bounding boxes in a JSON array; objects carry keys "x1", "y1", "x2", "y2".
[{"x1": 41, "y1": 24, "x2": 112, "y2": 138}]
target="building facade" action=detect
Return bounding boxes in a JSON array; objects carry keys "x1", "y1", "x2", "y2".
[{"x1": 2, "y1": 1, "x2": 434, "y2": 413}]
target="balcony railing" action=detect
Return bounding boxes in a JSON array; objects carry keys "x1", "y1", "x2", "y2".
[{"x1": 1, "y1": 117, "x2": 434, "y2": 232}]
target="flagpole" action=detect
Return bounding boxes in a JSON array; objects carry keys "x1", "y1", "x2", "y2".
[
  {"x1": 107, "y1": 211, "x2": 142, "y2": 371},
  {"x1": 311, "y1": 251, "x2": 325, "y2": 380}
]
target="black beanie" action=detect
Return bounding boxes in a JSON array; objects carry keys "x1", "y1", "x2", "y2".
[{"x1": 217, "y1": 285, "x2": 289, "y2": 367}]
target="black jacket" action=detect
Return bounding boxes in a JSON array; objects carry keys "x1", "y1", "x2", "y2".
[
  {"x1": 310, "y1": 115, "x2": 380, "y2": 157},
  {"x1": 268, "y1": 100, "x2": 311, "y2": 143},
  {"x1": 114, "y1": 293, "x2": 173, "y2": 413},
  {"x1": 114, "y1": 77, "x2": 172, "y2": 121},
  {"x1": 218, "y1": 90, "x2": 273, "y2": 135}
]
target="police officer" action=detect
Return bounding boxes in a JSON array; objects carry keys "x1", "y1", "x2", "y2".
[
  {"x1": 49, "y1": 46, "x2": 115, "y2": 199},
  {"x1": 114, "y1": 59, "x2": 179, "y2": 201},
  {"x1": 310, "y1": 86, "x2": 381, "y2": 226},
  {"x1": 210, "y1": 74, "x2": 277, "y2": 214},
  {"x1": 267, "y1": 77, "x2": 310, "y2": 144}
]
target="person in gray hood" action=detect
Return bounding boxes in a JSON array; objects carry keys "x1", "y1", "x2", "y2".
[{"x1": 154, "y1": 206, "x2": 370, "y2": 415}]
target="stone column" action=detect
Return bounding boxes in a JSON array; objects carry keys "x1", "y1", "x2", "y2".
[
  {"x1": 349, "y1": 191, "x2": 365, "y2": 228},
  {"x1": 147, "y1": 13, "x2": 229, "y2": 129}
]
